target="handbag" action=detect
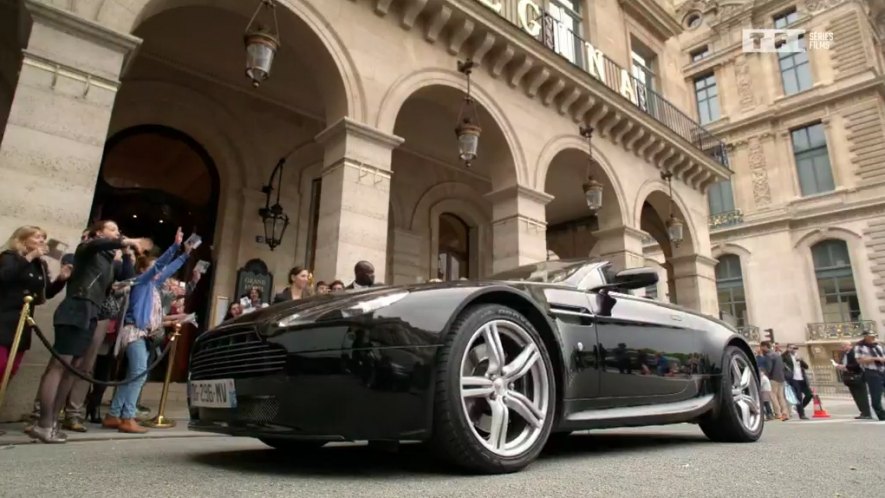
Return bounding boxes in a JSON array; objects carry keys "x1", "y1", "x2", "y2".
[
  {"x1": 841, "y1": 369, "x2": 865, "y2": 386},
  {"x1": 98, "y1": 280, "x2": 132, "y2": 320},
  {"x1": 785, "y1": 384, "x2": 798, "y2": 405}
]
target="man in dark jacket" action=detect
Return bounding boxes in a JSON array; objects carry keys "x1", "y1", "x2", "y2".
[
  {"x1": 761, "y1": 341, "x2": 789, "y2": 420},
  {"x1": 835, "y1": 341, "x2": 871, "y2": 419},
  {"x1": 782, "y1": 344, "x2": 813, "y2": 420}
]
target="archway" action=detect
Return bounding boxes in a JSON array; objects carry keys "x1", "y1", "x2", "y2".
[
  {"x1": 639, "y1": 189, "x2": 696, "y2": 305},
  {"x1": 544, "y1": 147, "x2": 626, "y2": 261},
  {"x1": 387, "y1": 84, "x2": 513, "y2": 282}
]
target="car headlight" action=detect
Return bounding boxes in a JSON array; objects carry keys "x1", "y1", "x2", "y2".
[{"x1": 339, "y1": 291, "x2": 409, "y2": 318}]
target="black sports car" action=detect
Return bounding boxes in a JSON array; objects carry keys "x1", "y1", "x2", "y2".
[{"x1": 187, "y1": 259, "x2": 763, "y2": 473}]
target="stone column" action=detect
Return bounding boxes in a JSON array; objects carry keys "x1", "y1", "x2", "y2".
[
  {"x1": 313, "y1": 117, "x2": 403, "y2": 283},
  {"x1": 590, "y1": 226, "x2": 647, "y2": 272},
  {"x1": 0, "y1": 1, "x2": 139, "y2": 422},
  {"x1": 670, "y1": 254, "x2": 719, "y2": 316},
  {"x1": 484, "y1": 185, "x2": 552, "y2": 274}
]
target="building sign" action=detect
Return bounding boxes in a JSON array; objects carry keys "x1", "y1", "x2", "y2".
[
  {"x1": 234, "y1": 258, "x2": 274, "y2": 305},
  {"x1": 475, "y1": 0, "x2": 645, "y2": 110}
]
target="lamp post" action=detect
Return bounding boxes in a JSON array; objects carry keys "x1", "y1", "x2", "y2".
[
  {"x1": 244, "y1": 0, "x2": 281, "y2": 88},
  {"x1": 660, "y1": 170, "x2": 684, "y2": 246},
  {"x1": 579, "y1": 124, "x2": 603, "y2": 212},
  {"x1": 258, "y1": 138, "x2": 315, "y2": 250},
  {"x1": 455, "y1": 59, "x2": 481, "y2": 167}
]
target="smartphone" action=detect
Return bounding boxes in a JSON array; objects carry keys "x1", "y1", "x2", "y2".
[
  {"x1": 195, "y1": 260, "x2": 211, "y2": 274},
  {"x1": 185, "y1": 233, "x2": 203, "y2": 250}
]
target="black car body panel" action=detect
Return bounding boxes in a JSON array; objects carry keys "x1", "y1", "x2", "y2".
[{"x1": 187, "y1": 260, "x2": 753, "y2": 442}]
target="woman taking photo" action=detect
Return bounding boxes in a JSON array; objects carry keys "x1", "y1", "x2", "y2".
[
  {"x1": 103, "y1": 227, "x2": 193, "y2": 433},
  {"x1": 0, "y1": 226, "x2": 71, "y2": 382},
  {"x1": 28, "y1": 220, "x2": 147, "y2": 444},
  {"x1": 273, "y1": 266, "x2": 312, "y2": 304}
]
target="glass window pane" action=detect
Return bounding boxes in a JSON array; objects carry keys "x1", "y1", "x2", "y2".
[
  {"x1": 818, "y1": 278, "x2": 837, "y2": 295},
  {"x1": 797, "y1": 157, "x2": 817, "y2": 195},
  {"x1": 792, "y1": 128, "x2": 809, "y2": 151},
  {"x1": 807, "y1": 124, "x2": 826, "y2": 147},
  {"x1": 812, "y1": 155, "x2": 835, "y2": 192},
  {"x1": 782, "y1": 70, "x2": 799, "y2": 95}
]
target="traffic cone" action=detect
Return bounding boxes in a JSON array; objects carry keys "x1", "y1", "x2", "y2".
[{"x1": 812, "y1": 388, "x2": 830, "y2": 418}]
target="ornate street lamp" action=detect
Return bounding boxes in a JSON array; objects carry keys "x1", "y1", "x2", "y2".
[
  {"x1": 455, "y1": 59, "x2": 481, "y2": 167},
  {"x1": 244, "y1": 0, "x2": 281, "y2": 88},
  {"x1": 661, "y1": 170, "x2": 684, "y2": 246},
  {"x1": 258, "y1": 138, "x2": 315, "y2": 250},
  {"x1": 579, "y1": 124, "x2": 603, "y2": 212}
]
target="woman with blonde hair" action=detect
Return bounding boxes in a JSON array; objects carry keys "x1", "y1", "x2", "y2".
[{"x1": 0, "y1": 226, "x2": 71, "y2": 382}]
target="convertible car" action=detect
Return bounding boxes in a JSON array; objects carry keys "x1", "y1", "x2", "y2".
[{"x1": 187, "y1": 259, "x2": 763, "y2": 474}]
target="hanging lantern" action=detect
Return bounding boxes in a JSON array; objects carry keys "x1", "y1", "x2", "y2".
[
  {"x1": 259, "y1": 203, "x2": 289, "y2": 250},
  {"x1": 455, "y1": 59, "x2": 482, "y2": 167},
  {"x1": 244, "y1": 0, "x2": 281, "y2": 88},
  {"x1": 667, "y1": 215, "x2": 684, "y2": 246},
  {"x1": 582, "y1": 175, "x2": 603, "y2": 212}
]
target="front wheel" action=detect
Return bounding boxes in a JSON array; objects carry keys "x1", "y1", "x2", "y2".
[
  {"x1": 699, "y1": 346, "x2": 764, "y2": 442},
  {"x1": 430, "y1": 304, "x2": 556, "y2": 474}
]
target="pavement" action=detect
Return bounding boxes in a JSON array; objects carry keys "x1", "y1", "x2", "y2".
[{"x1": 2, "y1": 396, "x2": 883, "y2": 497}]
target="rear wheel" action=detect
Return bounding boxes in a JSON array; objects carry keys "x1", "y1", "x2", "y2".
[
  {"x1": 699, "y1": 346, "x2": 764, "y2": 442},
  {"x1": 258, "y1": 438, "x2": 327, "y2": 452},
  {"x1": 430, "y1": 304, "x2": 556, "y2": 474}
]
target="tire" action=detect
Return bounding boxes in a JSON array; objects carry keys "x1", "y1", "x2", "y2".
[
  {"x1": 430, "y1": 304, "x2": 556, "y2": 474},
  {"x1": 258, "y1": 438, "x2": 327, "y2": 452},
  {"x1": 699, "y1": 345, "x2": 764, "y2": 443}
]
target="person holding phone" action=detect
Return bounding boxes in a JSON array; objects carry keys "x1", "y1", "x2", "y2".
[
  {"x1": 28, "y1": 220, "x2": 148, "y2": 444},
  {"x1": 0, "y1": 226, "x2": 71, "y2": 384}
]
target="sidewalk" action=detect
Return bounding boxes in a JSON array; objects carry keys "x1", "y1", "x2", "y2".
[{"x1": 0, "y1": 381, "x2": 222, "y2": 446}]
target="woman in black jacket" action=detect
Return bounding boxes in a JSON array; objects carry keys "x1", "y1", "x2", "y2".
[{"x1": 0, "y1": 226, "x2": 70, "y2": 380}]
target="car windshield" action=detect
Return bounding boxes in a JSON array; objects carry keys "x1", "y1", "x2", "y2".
[{"x1": 488, "y1": 259, "x2": 592, "y2": 285}]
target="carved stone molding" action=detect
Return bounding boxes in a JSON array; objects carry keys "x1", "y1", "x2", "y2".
[
  {"x1": 735, "y1": 58, "x2": 754, "y2": 108},
  {"x1": 748, "y1": 138, "x2": 772, "y2": 207},
  {"x1": 804, "y1": 0, "x2": 845, "y2": 13}
]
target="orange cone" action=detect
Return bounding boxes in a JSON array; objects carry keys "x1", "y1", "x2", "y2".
[{"x1": 812, "y1": 388, "x2": 830, "y2": 418}]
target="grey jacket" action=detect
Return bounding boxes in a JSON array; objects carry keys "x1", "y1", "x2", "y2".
[{"x1": 765, "y1": 351, "x2": 786, "y2": 382}]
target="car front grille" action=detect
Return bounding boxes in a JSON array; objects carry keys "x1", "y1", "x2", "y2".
[{"x1": 189, "y1": 327, "x2": 287, "y2": 381}]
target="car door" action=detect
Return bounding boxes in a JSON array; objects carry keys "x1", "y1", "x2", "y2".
[
  {"x1": 589, "y1": 291, "x2": 701, "y2": 405},
  {"x1": 543, "y1": 287, "x2": 600, "y2": 399}
]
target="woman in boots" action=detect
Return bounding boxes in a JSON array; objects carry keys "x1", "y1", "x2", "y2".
[{"x1": 103, "y1": 227, "x2": 193, "y2": 433}]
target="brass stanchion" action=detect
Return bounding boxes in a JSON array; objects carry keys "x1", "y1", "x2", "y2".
[
  {"x1": 142, "y1": 323, "x2": 182, "y2": 429},
  {"x1": 0, "y1": 296, "x2": 34, "y2": 412}
]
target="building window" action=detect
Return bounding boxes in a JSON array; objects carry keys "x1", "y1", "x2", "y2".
[
  {"x1": 547, "y1": 0, "x2": 582, "y2": 65},
  {"x1": 708, "y1": 179, "x2": 735, "y2": 215},
  {"x1": 811, "y1": 239, "x2": 861, "y2": 323},
  {"x1": 715, "y1": 254, "x2": 748, "y2": 328},
  {"x1": 690, "y1": 46, "x2": 710, "y2": 62},
  {"x1": 631, "y1": 38, "x2": 658, "y2": 114},
  {"x1": 438, "y1": 213, "x2": 470, "y2": 281},
  {"x1": 685, "y1": 12, "x2": 703, "y2": 29},
  {"x1": 773, "y1": 8, "x2": 799, "y2": 29},
  {"x1": 791, "y1": 122, "x2": 835, "y2": 196},
  {"x1": 694, "y1": 73, "x2": 720, "y2": 125},
  {"x1": 778, "y1": 36, "x2": 812, "y2": 95}
]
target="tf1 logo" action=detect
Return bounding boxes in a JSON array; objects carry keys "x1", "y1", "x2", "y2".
[{"x1": 742, "y1": 29, "x2": 806, "y2": 53}]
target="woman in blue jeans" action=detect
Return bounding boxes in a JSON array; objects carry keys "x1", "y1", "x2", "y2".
[{"x1": 103, "y1": 228, "x2": 193, "y2": 433}]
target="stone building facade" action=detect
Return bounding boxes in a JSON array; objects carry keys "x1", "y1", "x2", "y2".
[
  {"x1": 640, "y1": 0, "x2": 885, "y2": 389},
  {"x1": 0, "y1": 0, "x2": 732, "y2": 419}
]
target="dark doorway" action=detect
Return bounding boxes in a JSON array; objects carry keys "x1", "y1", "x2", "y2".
[{"x1": 90, "y1": 124, "x2": 221, "y2": 381}]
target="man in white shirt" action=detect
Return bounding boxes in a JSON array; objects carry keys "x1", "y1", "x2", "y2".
[{"x1": 782, "y1": 344, "x2": 813, "y2": 420}]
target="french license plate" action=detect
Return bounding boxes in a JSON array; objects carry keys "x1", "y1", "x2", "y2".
[{"x1": 189, "y1": 379, "x2": 237, "y2": 408}]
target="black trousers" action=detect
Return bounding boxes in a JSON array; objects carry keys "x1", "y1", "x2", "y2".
[
  {"x1": 864, "y1": 371, "x2": 885, "y2": 420},
  {"x1": 787, "y1": 378, "x2": 813, "y2": 417},
  {"x1": 846, "y1": 380, "x2": 871, "y2": 417}
]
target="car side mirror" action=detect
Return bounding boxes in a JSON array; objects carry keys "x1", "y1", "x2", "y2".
[{"x1": 591, "y1": 267, "x2": 658, "y2": 292}]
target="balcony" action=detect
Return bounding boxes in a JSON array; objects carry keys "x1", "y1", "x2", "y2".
[
  {"x1": 806, "y1": 320, "x2": 877, "y2": 342},
  {"x1": 737, "y1": 325, "x2": 761, "y2": 343},
  {"x1": 709, "y1": 209, "x2": 743, "y2": 230}
]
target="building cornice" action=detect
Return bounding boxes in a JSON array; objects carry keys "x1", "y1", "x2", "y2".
[
  {"x1": 618, "y1": 0, "x2": 684, "y2": 40},
  {"x1": 484, "y1": 184, "x2": 554, "y2": 206},
  {"x1": 315, "y1": 116, "x2": 404, "y2": 149},
  {"x1": 25, "y1": 0, "x2": 141, "y2": 54}
]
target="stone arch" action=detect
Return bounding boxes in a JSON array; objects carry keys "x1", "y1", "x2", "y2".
[
  {"x1": 633, "y1": 178, "x2": 699, "y2": 254},
  {"x1": 376, "y1": 68, "x2": 526, "y2": 186},
  {"x1": 536, "y1": 133, "x2": 630, "y2": 229},
  {"x1": 792, "y1": 226, "x2": 863, "y2": 249},
  {"x1": 712, "y1": 242, "x2": 752, "y2": 260},
  {"x1": 94, "y1": 0, "x2": 365, "y2": 123},
  {"x1": 411, "y1": 182, "x2": 492, "y2": 278}
]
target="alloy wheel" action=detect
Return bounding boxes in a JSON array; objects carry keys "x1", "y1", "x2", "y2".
[
  {"x1": 730, "y1": 355, "x2": 762, "y2": 433},
  {"x1": 459, "y1": 319, "x2": 550, "y2": 457}
]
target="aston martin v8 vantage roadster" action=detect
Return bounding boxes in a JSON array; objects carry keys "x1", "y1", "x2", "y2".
[{"x1": 187, "y1": 259, "x2": 763, "y2": 474}]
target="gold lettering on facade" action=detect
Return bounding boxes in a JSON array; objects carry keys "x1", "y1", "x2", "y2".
[
  {"x1": 517, "y1": 0, "x2": 542, "y2": 37},
  {"x1": 619, "y1": 69, "x2": 637, "y2": 104},
  {"x1": 476, "y1": 0, "x2": 503, "y2": 13},
  {"x1": 584, "y1": 42, "x2": 606, "y2": 84}
]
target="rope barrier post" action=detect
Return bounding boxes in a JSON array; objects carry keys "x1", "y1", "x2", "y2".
[
  {"x1": 0, "y1": 296, "x2": 33, "y2": 412},
  {"x1": 142, "y1": 323, "x2": 182, "y2": 429}
]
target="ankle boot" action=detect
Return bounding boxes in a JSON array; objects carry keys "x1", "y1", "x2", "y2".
[
  {"x1": 102, "y1": 414, "x2": 122, "y2": 429},
  {"x1": 118, "y1": 419, "x2": 148, "y2": 434}
]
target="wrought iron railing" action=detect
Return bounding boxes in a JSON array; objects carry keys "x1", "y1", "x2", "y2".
[
  {"x1": 527, "y1": 12, "x2": 730, "y2": 169},
  {"x1": 737, "y1": 325, "x2": 760, "y2": 343},
  {"x1": 806, "y1": 320, "x2": 877, "y2": 341},
  {"x1": 709, "y1": 209, "x2": 744, "y2": 230}
]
